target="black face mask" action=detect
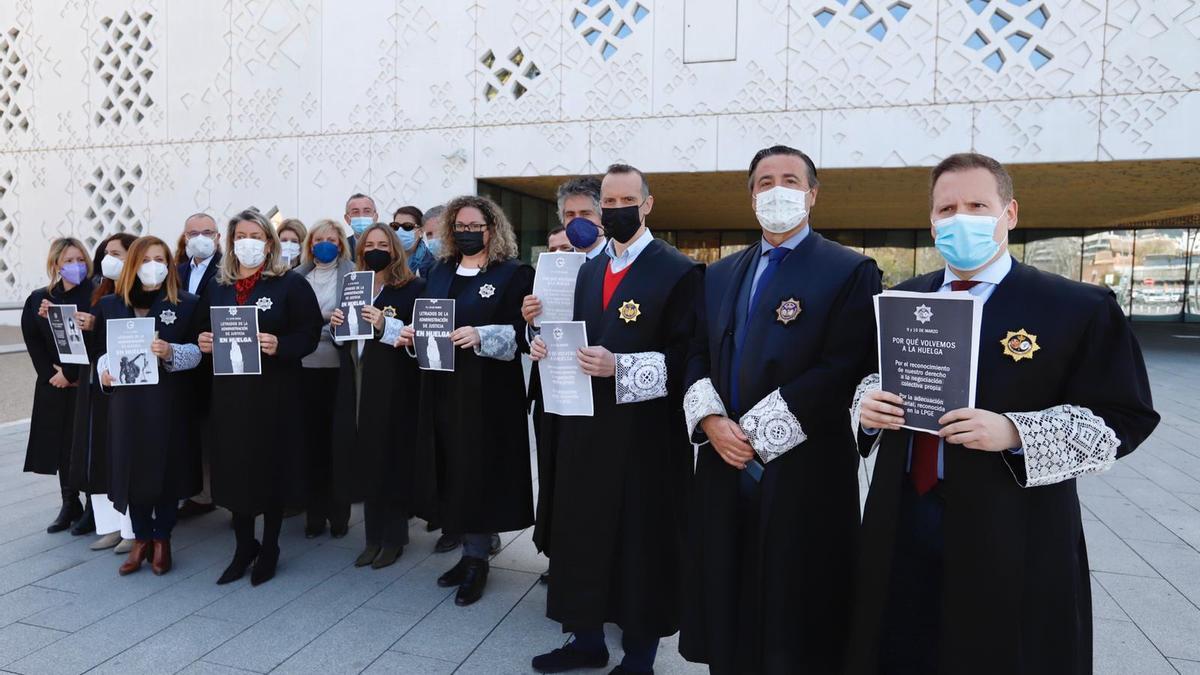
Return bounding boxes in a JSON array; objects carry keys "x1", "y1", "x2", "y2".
[
  {"x1": 601, "y1": 204, "x2": 643, "y2": 244},
  {"x1": 454, "y1": 231, "x2": 486, "y2": 256},
  {"x1": 362, "y1": 249, "x2": 392, "y2": 272}
]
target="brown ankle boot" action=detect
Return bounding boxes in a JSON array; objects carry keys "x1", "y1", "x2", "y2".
[
  {"x1": 151, "y1": 539, "x2": 172, "y2": 576},
  {"x1": 119, "y1": 540, "x2": 150, "y2": 576}
]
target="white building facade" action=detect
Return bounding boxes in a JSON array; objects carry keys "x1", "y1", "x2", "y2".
[{"x1": 0, "y1": 0, "x2": 1198, "y2": 311}]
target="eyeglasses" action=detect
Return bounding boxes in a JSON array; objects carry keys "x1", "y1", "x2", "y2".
[
  {"x1": 390, "y1": 221, "x2": 419, "y2": 232},
  {"x1": 184, "y1": 230, "x2": 218, "y2": 239},
  {"x1": 452, "y1": 222, "x2": 489, "y2": 233}
]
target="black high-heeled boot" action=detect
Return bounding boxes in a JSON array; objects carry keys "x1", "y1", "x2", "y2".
[
  {"x1": 47, "y1": 490, "x2": 83, "y2": 534},
  {"x1": 70, "y1": 496, "x2": 96, "y2": 536},
  {"x1": 216, "y1": 540, "x2": 261, "y2": 585},
  {"x1": 250, "y1": 545, "x2": 279, "y2": 586}
]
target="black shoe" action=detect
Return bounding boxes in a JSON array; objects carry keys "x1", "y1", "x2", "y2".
[
  {"x1": 437, "y1": 558, "x2": 469, "y2": 587},
  {"x1": 434, "y1": 533, "x2": 460, "y2": 553},
  {"x1": 425, "y1": 520, "x2": 440, "y2": 533},
  {"x1": 454, "y1": 558, "x2": 488, "y2": 606},
  {"x1": 304, "y1": 521, "x2": 325, "y2": 539},
  {"x1": 371, "y1": 546, "x2": 403, "y2": 570},
  {"x1": 489, "y1": 533, "x2": 501, "y2": 556},
  {"x1": 70, "y1": 499, "x2": 96, "y2": 536},
  {"x1": 609, "y1": 667, "x2": 653, "y2": 675},
  {"x1": 250, "y1": 545, "x2": 279, "y2": 586},
  {"x1": 176, "y1": 499, "x2": 216, "y2": 520},
  {"x1": 329, "y1": 522, "x2": 349, "y2": 539},
  {"x1": 282, "y1": 507, "x2": 303, "y2": 519},
  {"x1": 47, "y1": 492, "x2": 83, "y2": 534},
  {"x1": 216, "y1": 540, "x2": 261, "y2": 585},
  {"x1": 531, "y1": 644, "x2": 610, "y2": 673},
  {"x1": 540, "y1": 571, "x2": 550, "y2": 585},
  {"x1": 355, "y1": 544, "x2": 381, "y2": 567}
]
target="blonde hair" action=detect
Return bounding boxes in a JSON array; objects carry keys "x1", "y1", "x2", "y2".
[
  {"x1": 115, "y1": 236, "x2": 181, "y2": 306},
  {"x1": 301, "y1": 219, "x2": 352, "y2": 266},
  {"x1": 354, "y1": 223, "x2": 415, "y2": 288},
  {"x1": 45, "y1": 237, "x2": 91, "y2": 291},
  {"x1": 278, "y1": 218, "x2": 308, "y2": 245},
  {"x1": 437, "y1": 195, "x2": 519, "y2": 268},
  {"x1": 217, "y1": 209, "x2": 289, "y2": 284}
]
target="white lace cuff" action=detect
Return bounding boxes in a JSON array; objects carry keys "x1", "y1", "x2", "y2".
[
  {"x1": 163, "y1": 343, "x2": 201, "y2": 372},
  {"x1": 474, "y1": 324, "x2": 517, "y2": 361},
  {"x1": 740, "y1": 388, "x2": 806, "y2": 463},
  {"x1": 850, "y1": 373, "x2": 881, "y2": 436},
  {"x1": 96, "y1": 353, "x2": 111, "y2": 388},
  {"x1": 1003, "y1": 405, "x2": 1119, "y2": 488},
  {"x1": 615, "y1": 351, "x2": 667, "y2": 404},
  {"x1": 380, "y1": 317, "x2": 404, "y2": 347},
  {"x1": 684, "y1": 377, "x2": 727, "y2": 442}
]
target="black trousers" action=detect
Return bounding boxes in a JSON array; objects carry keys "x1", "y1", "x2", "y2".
[
  {"x1": 301, "y1": 367, "x2": 349, "y2": 528},
  {"x1": 879, "y1": 479, "x2": 945, "y2": 675},
  {"x1": 364, "y1": 499, "x2": 408, "y2": 547}
]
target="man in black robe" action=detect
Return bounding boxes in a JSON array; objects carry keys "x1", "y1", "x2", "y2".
[
  {"x1": 680, "y1": 145, "x2": 881, "y2": 673},
  {"x1": 528, "y1": 164, "x2": 702, "y2": 675},
  {"x1": 850, "y1": 152, "x2": 1160, "y2": 674}
]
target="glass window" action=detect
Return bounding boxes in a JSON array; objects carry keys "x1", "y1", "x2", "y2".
[
  {"x1": 823, "y1": 229, "x2": 863, "y2": 253},
  {"x1": 1187, "y1": 229, "x2": 1200, "y2": 322},
  {"x1": 675, "y1": 231, "x2": 721, "y2": 264},
  {"x1": 1082, "y1": 230, "x2": 1134, "y2": 315},
  {"x1": 1023, "y1": 229, "x2": 1082, "y2": 282},
  {"x1": 864, "y1": 230, "x2": 916, "y2": 288},
  {"x1": 1132, "y1": 229, "x2": 1187, "y2": 320},
  {"x1": 915, "y1": 227, "x2": 942, "y2": 276},
  {"x1": 720, "y1": 230, "x2": 759, "y2": 259},
  {"x1": 1007, "y1": 229, "x2": 1025, "y2": 264}
]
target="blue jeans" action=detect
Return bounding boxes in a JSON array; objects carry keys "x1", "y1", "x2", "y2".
[{"x1": 129, "y1": 498, "x2": 179, "y2": 541}]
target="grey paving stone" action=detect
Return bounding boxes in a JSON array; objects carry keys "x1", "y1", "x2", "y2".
[
  {"x1": 1091, "y1": 573, "x2": 1130, "y2": 622},
  {"x1": 1081, "y1": 494, "x2": 1185, "y2": 544},
  {"x1": 1123, "y1": 538, "x2": 1200, "y2": 609},
  {"x1": 1094, "y1": 571, "x2": 1200, "y2": 661},
  {"x1": 1093, "y1": 618, "x2": 1177, "y2": 675},
  {"x1": 1083, "y1": 520, "x2": 1161, "y2": 578},
  {"x1": 454, "y1": 580, "x2": 565, "y2": 673},
  {"x1": 86, "y1": 616, "x2": 240, "y2": 675},
  {"x1": 362, "y1": 554, "x2": 457, "y2": 618},
  {"x1": 1171, "y1": 658, "x2": 1200, "y2": 674},
  {"x1": 488, "y1": 526, "x2": 548, "y2": 576},
  {"x1": 192, "y1": 540, "x2": 341, "y2": 629},
  {"x1": 0, "y1": 586, "x2": 75, "y2": 629},
  {"x1": 272, "y1": 607, "x2": 421, "y2": 675},
  {"x1": 361, "y1": 651, "x2": 456, "y2": 675},
  {"x1": 0, "y1": 622, "x2": 68, "y2": 669}
]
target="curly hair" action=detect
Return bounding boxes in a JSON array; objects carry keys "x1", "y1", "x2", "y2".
[{"x1": 437, "y1": 195, "x2": 518, "y2": 267}]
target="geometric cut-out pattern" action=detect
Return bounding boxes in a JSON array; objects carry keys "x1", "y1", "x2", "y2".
[
  {"x1": 814, "y1": 0, "x2": 910, "y2": 41},
  {"x1": 571, "y1": 0, "x2": 650, "y2": 60},
  {"x1": 92, "y1": 11, "x2": 156, "y2": 127},
  {"x1": 82, "y1": 165, "x2": 145, "y2": 250},
  {"x1": 0, "y1": 27, "x2": 29, "y2": 134},
  {"x1": 962, "y1": 0, "x2": 1053, "y2": 72},
  {"x1": 0, "y1": 169, "x2": 15, "y2": 290},
  {"x1": 481, "y1": 48, "x2": 542, "y2": 101}
]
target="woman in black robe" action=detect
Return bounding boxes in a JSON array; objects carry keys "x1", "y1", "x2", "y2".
[
  {"x1": 21, "y1": 237, "x2": 94, "y2": 533},
  {"x1": 94, "y1": 236, "x2": 202, "y2": 576},
  {"x1": 329, "y1": 223, "x2": 425, "y2": 570},
  {"x1": 196, "y1": 209, "x2": 322, "y2": 587},
  {"x1": 401, "y1": 195, "x2": 534, "y2": 607},
  {"x1": 64, "y1": 232, "x2": 138, "y2": 547}
]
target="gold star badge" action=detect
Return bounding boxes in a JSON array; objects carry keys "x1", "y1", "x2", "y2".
[
  {"x1": 383, "y1": 306, "x2": 397, "y2": 319},
  {"x1": 1001, "y1": 328, "x2": 1040, "y2": 362},
  {"x1": 618, "y1": 300, "x2": 641, "y2": 324},
  {"x1": 775, "y1": 297, "x2": 802, "y2": 325}
]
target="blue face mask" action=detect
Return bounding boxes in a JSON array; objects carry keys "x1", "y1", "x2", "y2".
[
  {"x1": 565, "y1": 217, "x2": 599, "y2": 250},
  {"x1": 425, "y1": 237, "x2": 442, "y2": 257},
  {"x1": 349, "y1": 217, "x2": 373, "y2": 236},
  {"x1": 312, "y1": 241, "x2": 339, "y2": 264},
  {"x1": 933, "y1": 212, "x2": 1005, "y2": 272},
  {"x1": 395, "y1": 227, "x2": 416, "y2": 250}
]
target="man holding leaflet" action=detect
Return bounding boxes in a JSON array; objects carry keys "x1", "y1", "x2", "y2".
[{"x1": 849, "y1": 153, "x2": 1160, "y2": 674}]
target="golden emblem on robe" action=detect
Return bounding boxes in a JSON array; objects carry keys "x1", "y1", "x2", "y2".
[
  {"x1": 1001, "y1": 328, "x2": 1040, "y2": 362},
  {"x1": 383, "y1": 306, "x2": 397, "y2": 319},
  {"x1": 618, "y1": 300, "x2": 641, "y2": 324},
  {"x1": 775, "y1": 297, "x2": 802, "y2": 325}
]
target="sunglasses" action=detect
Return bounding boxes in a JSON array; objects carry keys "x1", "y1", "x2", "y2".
[{"x1": 390, "y1": 221, "x2": 419, "y2": 232}]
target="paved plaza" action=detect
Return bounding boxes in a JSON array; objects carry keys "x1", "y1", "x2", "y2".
[{"x1": 0, "y1": 325, "x2": 1196, "y2": 674}]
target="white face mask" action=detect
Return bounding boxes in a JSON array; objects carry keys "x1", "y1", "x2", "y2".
[
  {"x1": 754, "y1": 186, "x2": 810, "y2": 234},
  {"x1": 186, "y1": 234, "x2": 216, "y2": 261},
  {"x1": 100, "y1": 256, "x2": 124, "y2": 280},
  {"x1": 233, "y1": 238, "x2": 267, "y2": 268},
  {"x1": 279, "y1": 241, "x2": 301, "y2": 265},
  {"x1": 136, "y1": 261, "x2": 169, "y2": 287}
]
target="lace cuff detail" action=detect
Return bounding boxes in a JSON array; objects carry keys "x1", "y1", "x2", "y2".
[
  {"x1": 1004, "y1": 405, "x2": 1119, "y2": 488},
  {"x1": 163, "y1": 343, "x2": 202, "y2": 372},
  {"x1": 380, "y1": 317, "x2": 404, "y2": 347},
  {"x1": 615, "y1": 351, "x2": 667, "y2": 404},
  {"x1": 740, "y1": 389, "x2": 806, "y2": 463},
  {"x1": 474, "y1": 324, "x2": 517, "y2": 361},
  {"x1": 850, "y1": 373, "x2": 881, "y2": 436},
  {"x1": 684, "y1": 377, "x2": 727, "y2": 442}
]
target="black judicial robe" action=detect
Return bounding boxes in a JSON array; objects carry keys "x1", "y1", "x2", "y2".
[
  {"x1": 330, "y1": 279, "x2": 425, "y2": 505},
  {"x1": 68, "y1": 296, "x2": 111, "y2": 495},
  {"x1": 197, "y1": 271, "x2": 322, "y2": 515},
  {"x1": 412, "y1": 259, "x2": 534, "y2": 534},
  {"x1": 847, "y1": 260, "x2": 1160, "y2": 675},
  {"x1": 94, "y1": 291, "x2": 202, "y2": 512},
  {"x1": 541, "y1": 238, "x2": 703, "y2": 638},
  {"x1": 679, "y1": 232, "x2": 881, "y2": 673},
  {"x1": 21, "y1": 280, "x2": 94, "y2": 476}
]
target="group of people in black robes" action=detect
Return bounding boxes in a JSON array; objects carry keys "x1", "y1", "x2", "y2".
[{"x1": 21, "y1": 148, "x2": 1159, "y2": 674}]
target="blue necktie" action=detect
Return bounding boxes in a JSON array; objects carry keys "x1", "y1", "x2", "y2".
[{"x1": 732, "y1": 246, "x2": 791, "y2": 412}]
